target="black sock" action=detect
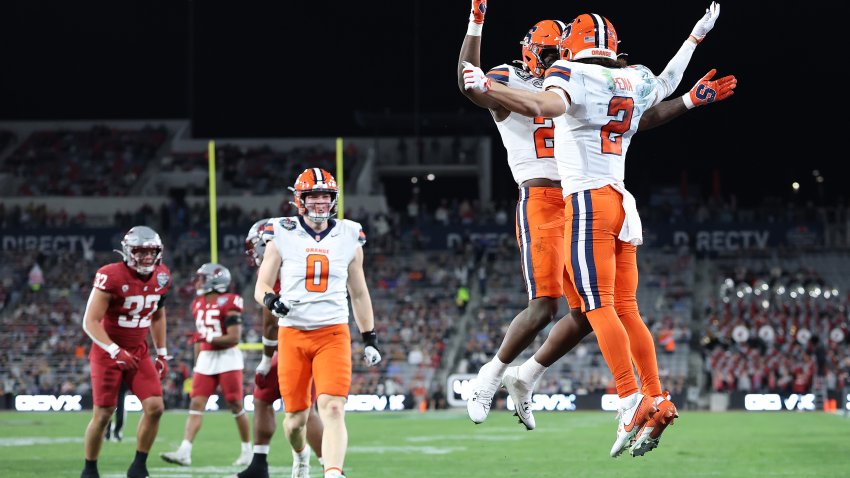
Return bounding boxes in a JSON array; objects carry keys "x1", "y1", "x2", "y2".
[
  {"x1": 253, "y1": 453, "x2": 267, "y2": 465},
  {"x1": 132, "y1": 451, "x2": 148, "y2": 467},
  {"x1": 84, "y1": 459, "x2": 98, "y2": 472}
]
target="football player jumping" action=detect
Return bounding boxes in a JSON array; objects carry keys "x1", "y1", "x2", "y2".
[
  {"x1": 160, "y1": 263, "x2": 252, "y2": 467},
  {"x1": 230, "y1": 219, "x2": 325, "y2": 478},
  {"x1": 254, "y1": 168, "x2": 382, "y2": 478},
  {"x1": 458, "y1": 0, "x2": 734, "y2": 449},
  {"x1": 464, "y1": 2, "x2": 735, "y2": 457},
  {"x1": 80, "y1": 226, "x2": 171, "y2": 478}
]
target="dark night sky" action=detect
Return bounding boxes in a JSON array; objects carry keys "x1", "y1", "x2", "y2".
[{"x1": 1, "y1": 1, "x2": 847, "y2": 208}]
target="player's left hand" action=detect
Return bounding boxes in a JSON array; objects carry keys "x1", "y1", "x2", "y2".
[
  {"x1": 690, "y1": 2, "x2": 720, "y2": 44},
  {"x1": 469, "y1": 0, "x2": 487, "y2": 24},
  {"x1": 155, "y1": 354, "x2": 170, "y2": 380},
  {"x1": 364, "y1": 346, "x2": 382, "y2": 367},
  {"x1": 462, "y1": 61, "x2": 491, "y2": 93},
  {"x1": 361, "y1": 329, "x2": 382, "y2": 367},
  {"x1": 255, "y1": 354, "x2": 273, "y2": 388},
  {"x1": 684, "y1": 69, "x2": 736, "y2": 108},
  {"x1": 188, "y1": 332, "x2": 204, "y2": 344}
]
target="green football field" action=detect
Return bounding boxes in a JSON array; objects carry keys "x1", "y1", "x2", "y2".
[{"x1": 1, "y1": 409, "x2": 849, "y2": 477}]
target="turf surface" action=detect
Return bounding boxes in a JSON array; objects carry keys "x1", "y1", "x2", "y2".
[{"x1": 1, "y1": 409, "x2": 848, "y2": 477}]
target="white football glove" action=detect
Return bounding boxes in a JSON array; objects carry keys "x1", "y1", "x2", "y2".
[
  {"x1": 256, "y1": 354, "x2": 272, "y2": 376},
  {"x1": 462, "y1": 61, "x2": 491, "y2": 93},
  {"x1": 364, "y1": 346, "x2": 382, "y2": 367},
  {"x1": 690, "y1": 2, "x2": 720, "y2": 44}
]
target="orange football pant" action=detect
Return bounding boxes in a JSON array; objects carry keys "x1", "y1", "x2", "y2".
[
  {"x1": 564, "y1": 186, "x2": 661, "y2": 398},
  {"x1": 278, "y1": 323, "x2": 352, "y2": 412}
]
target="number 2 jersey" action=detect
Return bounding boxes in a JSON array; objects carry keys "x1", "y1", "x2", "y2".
[
  {"x1": 485, "y1": 64, "x2": 560, "y2": 185},
  {"x1": 542, "y1": 61, "x2": 669, "y2": 197},
  {"x1": 191, "y1": 293, "x2": 244, "y2": 374},
  {"x1": 91, "y1": 262, "x2": 172, "y2": 354},
  {"x1": 263, "y1": 216, "x2": 366, "y2": 330}
]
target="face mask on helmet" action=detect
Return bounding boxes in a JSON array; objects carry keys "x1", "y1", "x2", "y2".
[
  {"x1": 245, "y1": 218, "x2": 269, "y2": 267},
  {"x1": 559, "y1": 13, "x2": 619, "y2": 61},
  {"x1": 292, "y1": 167, "x2": 338, "y2": 223},
  {"x1": 520, "y1": 20, "x2": 566, "y2": 78},
  {"x1": 194, "y1": 263, "x2": 232, "y2": 296},
  {"x1": 119, "y1": 226, "x2": 163, "y2": 275}
]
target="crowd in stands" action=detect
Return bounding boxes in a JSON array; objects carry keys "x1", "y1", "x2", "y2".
[
  {"x1": 1, "y1": 125, "x2": 168, "y2": 196},
  {"x1": 701, "y1": 263, "x2": 850, "y2": 399}
]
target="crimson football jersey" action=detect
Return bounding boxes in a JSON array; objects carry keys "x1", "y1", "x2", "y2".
[
  {"x1": 91, "y1": 262, "x2": 172, "y2": 352},
  {"x1": 192, "y1": 293, "x2": 244, "y2": 351}
]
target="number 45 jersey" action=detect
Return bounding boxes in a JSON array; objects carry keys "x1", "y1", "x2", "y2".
[
  {"x1": 91, "y1": 262, "x2": 172, "y2": 353},
  {"x1": 264, "y1": 216, "x2": 366, "y2": 330},
  {"x1": 485, "y1": 63, "x2": 560, "y2": 185}
]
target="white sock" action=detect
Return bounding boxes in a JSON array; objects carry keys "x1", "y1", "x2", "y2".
[
  {"x1": 620, "y1": 392, "x2": 640, "y2": 410},
  {"x1": 293, "y1": 445, "x2": 310, "y2": 462},
  {"x1": 253, "y1": 444, "x2": 270, "y2": 455},
  {"x1": 318, "y1": 456, "x2": 324, "y2": 467},
  {"x1": 517, "y1": 357, "x2": 547, "y2": 387},
  {"x1": 483, "y1": 357, "x2": 508, "y2": 382},
  {"x1": 241, "y1": 442, "x2": 251, "y2": 453},
  {"x1": 178, "y1": 439, "x2": 193, "y2": 455}
]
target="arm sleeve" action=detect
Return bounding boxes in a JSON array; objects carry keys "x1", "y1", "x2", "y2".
[{"x1": 654, "y1": 40, "x2": 697, "y2": 100}]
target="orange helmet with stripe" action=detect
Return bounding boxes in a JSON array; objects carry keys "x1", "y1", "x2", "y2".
[
  {"x1": 292, "y1": 167, "x2": 338, "y2": 223},
  {"x1": 559, "y1": 13, "x2": 618, "y2": 61},
  {"x1": 520, "y1": 20, "x2": 566, "y2": 78}
]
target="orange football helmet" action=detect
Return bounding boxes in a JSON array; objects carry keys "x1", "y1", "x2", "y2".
[
  {"x1": 559, "y1": 13, "x2": 618, "y2": 61},
  {"x1": 292, "y1": 167, "x2": 338, "y2": 223},
  {"x1": 520, "y1": 20, "x2": 566, "y2": 78}
]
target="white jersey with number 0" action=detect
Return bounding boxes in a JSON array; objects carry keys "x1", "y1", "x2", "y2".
[
  {"x1": 486, "y1": 64, "x2": 560, "y2": 185},
  {"x1": 263, "y1": 216, "x2": 366, "y2": 330},
  {"x1": 542, "y1": 60, "x2": 667, "y2": 197}
]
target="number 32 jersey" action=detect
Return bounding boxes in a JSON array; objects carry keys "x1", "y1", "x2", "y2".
[
  {"x1": 485, "y1": 64, "x2": 560, "y2": 185},
  {"x1": 264, "y1": 216, "x2": 366, "y2": 330},
  {"x1": 91, "y1": 262, "x2": 172, "y2": 353}
]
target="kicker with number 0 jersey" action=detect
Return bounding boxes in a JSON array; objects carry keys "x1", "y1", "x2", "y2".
[
  {"x1": 542, "y1": 60, "x2": 668, "y2": 197},
  {"x1": 485, "y1": 63, "x2": 559, "y2": 185},
  {"x1": 191, "y1": 292, "x2": 245, "y2": 374},
  {"x1": 263, "y1": 216, "x2": 366, "y2": 330}
]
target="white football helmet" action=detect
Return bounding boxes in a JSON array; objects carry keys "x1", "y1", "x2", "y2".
[
  {"x1": 194, "y1": 263, "x2": 232, "y2": 295},
  {"x1": 119, "y1": 225, "x2": 163, "y2": 274},
  {"x1": 244, "y1": 218, "x2": 269, "y2": 267}
]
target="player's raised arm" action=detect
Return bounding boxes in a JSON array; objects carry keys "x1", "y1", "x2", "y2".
[
  {"x1": 639, "y1": 68, "x2": 737, "y2": 131},
  {"x1": 457, "y1": 0, "x2": 504, "y2": 111},
  {"x1": 653, "y1": 2, "x2": 721, "y2": 100}
]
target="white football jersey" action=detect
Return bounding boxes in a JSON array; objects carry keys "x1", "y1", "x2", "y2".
[
  {"x1": 542, "y1": 61, "x2": 667, "y2": 197},
  {"x1": 264, "y1": 216, "x2": 366, "y2": 330},
  {"x1": 486, "y1": 64, "x2": 560, "y2": 185}
]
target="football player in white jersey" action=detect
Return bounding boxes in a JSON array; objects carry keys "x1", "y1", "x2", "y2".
[
  {"x1": 464, "y1": 3, "x2": 735, "y2": 457},
  {"x1": 254, "y1": 168, "x2": 381, "y2": 478},
  {"x1": 457, "y1": 0, "x2": 733, "y2": 432}
]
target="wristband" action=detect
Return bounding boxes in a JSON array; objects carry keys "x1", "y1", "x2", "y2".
[
  {"x1": 466, "y1": 21, "x2": 482, "y2": 36},
  {"x1": 262, "y1": 336, "x2": 278, "y2": 347},
  {"x1": 361, "y1": 330, "x2": 378, "y2": 348},
  {"x1": 682, "y1": 93, "x2": 696, "y2": 110},
  {"x1": 156, "y1": 347, "x2": 168, "y2": 357},
  {"x1": 105, "y1": 342, "x2": 120, "y2": 359}
]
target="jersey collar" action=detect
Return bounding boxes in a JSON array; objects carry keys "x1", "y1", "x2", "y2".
[{"x1": 298, "y1": 216, "x2": 336, "y2": 242}]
